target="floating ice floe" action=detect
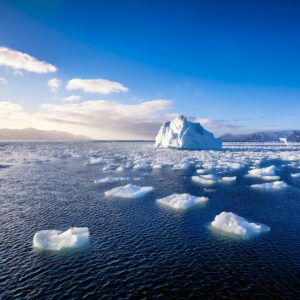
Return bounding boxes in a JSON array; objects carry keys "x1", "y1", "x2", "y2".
[
  {"x1": 94, "y1": 176, "x2": 130, "y2": 184},
  {"x1": 219, "y1": 176, "x2": 237, "y2": 183},
  {"x1": 192, "y1": 174, "x2": 236, "y2": 185},
  {"x1": 291, "y1": 173, "x2": 300, "y2": 178},
  {"x1": 192, "y1": 175, "x2": 217, "y2": 186},
  {"x1": 246, "y1": 165, "x2": 280, "y2": 181},
  {"x1": 251, "y1": 181, "x2": 288, "y2": 190},
  {"x1": 157, "y1": 193, "x2": 208, "y2": 210},
  {"x1": 196, "y1": 168, "x2": 207, "y2": 175},
  {"x1": 102, "y1": 164, "x2": 120, "y2": 171},
  {"x1": 133, "y1": 163, "x2": 152, "y2": 171},
  {"x1": 33, "y1": 227, "x2": 90, "y2": 251},
  {"x1": 211, "y1": 212, "x2": 270, "y2": 238},
  {"x1": 85, "y1": 157, "x2": 106, "y2": 165},
  {"x1": 105, "y1": 184, "x2": 154, "y2": 199},
  {"x1": 155, "y1": 115, "x2": 222, "y2": 150},
  {"x1": 172, "y1": 162, "x2": 194, "y2": 171}
]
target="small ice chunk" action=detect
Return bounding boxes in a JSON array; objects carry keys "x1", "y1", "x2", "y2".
[
  {"x1": 133, "y1": 163, "x2": 152, "y2": 171},
  {"x1": 86, "y1": 157, "x2": 105, "y2": 165},
  {"x1": 211, "y1": 212, "x2": 270, "y2": 238},
  {"x1": 192, "y1": 175, "x2": 216, "y2": 186},
  {"x1": 105, "y1": 184, "x2": 154, "y2": 199},
  {"x1": 247, "y1": 165, "x2": 278, "y2": 180},
  {"x1": 116, "y1": 166, "x2": 125, "y2": 172},
  {"x1": 196, "y1": 169, "x2": 207, "y2": 175},
  {"x1": 33, "y1": 227, "x2": 90, "y2": 251},
  {"x1": 157, "y1": 193, "x2": 208, "y2": 210},
  {"x1": 260, "y1": 175, "x2": 280, "y2": 181},
  {"x1": 152, "y1": 164, "x2": 162, "y2": 169},
  {"x1": 220, "y1": 176, "x2": 237, "y2": 183},
  {"x1": 94, "y1": 176, "x2": 129, "y2": 184},
  {"x1": 102, "y1": 164, "x2": 120, "y2": 171},
  {"x1": 251, "y1": 181, "x2": 288, "y2": 190},
  {"x1": 291, "y1": 173, "x2": 300, "y2": 178}
]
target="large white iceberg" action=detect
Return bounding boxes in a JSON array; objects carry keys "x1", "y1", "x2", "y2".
[
  {"x1": 155, "y1": 115, "x2": 222, "y2": 150},
  {"x1": 157, "y1": 193, "x2": 208, "y2": 210},
  {"x1": 33, "y1": 227, "x2": 90, "y2": 251},
  {"x1": 105, "y1": 184, "x2": 154, "y2": 199},
  {"x1": 211, "y1": 212, "x2": 270, "y2": 238}
]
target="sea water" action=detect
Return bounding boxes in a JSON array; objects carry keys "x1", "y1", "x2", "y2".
[{"x1": 0, "y1": 141, "x2": 299, "y2": 299}]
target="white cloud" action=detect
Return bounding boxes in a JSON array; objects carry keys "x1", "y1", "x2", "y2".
[
  {"x1": 47, "y1": 78, "x2": 62, "y2": 92},
  {"x1": 0, "y1": 47, "x2": 57, "y2": 74},
  {"x1": 66, "y1": 78, "x2": 129, "y2": 94},
  {"x1": 0, "y1": 99, "x2": 172, "y2": 139},
  {"x1": 62, "y1": 95, "x2": 81, "y2": 102},
  {"x1": 0, "y1": 77, "x2": 8, "y2": 85}
]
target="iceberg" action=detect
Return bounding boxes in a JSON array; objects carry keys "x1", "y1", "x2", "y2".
[
  {"x1": 251, "y1": 181, "x2": 288, "y2": 190},
  {"x1": 157, "y1": 193, "x2": 208, "y2": 210},
  {"x1": 211, "y1": 212, "x2": 270, "y2": 238},
  {"x1": 105, "y1": 184, "x2": 154, "y2": 199},
  {"x1": 155, "y1": 115, "x2": 222, "y2": 150},
  {"x1": 33, "y1": 227, "x2": 90, "y2": 251}
]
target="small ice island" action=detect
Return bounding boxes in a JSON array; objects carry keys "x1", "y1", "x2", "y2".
[{"x1": 155, "y1": 115, "x2": 222, "y2": 150}]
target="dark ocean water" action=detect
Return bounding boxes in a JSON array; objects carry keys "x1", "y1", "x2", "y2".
[{"x1": 0, "y1": 142, "x2": 299, "y2": 299}]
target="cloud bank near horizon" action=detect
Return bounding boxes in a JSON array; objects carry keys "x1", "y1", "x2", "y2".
[
  {"x1": 0, "y1": 99, "x2": 173, "y2": 139},
  {"x1": 0, "y1": 100, "x2": 246, "y2": 139}
]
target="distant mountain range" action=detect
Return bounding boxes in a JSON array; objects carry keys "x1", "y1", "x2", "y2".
[
  {"x1": 220, "y1": 130, "x2": 300, "y2": 142},
  {"x1": 0, "y1": 128, "x2": 91, "y2": 141}
]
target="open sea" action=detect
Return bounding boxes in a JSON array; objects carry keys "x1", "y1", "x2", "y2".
[{"x1": 0, "y1": 141, "x2": 299, "y2": 299}]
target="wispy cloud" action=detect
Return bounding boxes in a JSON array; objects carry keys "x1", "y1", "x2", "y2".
[
  {"x1": 0, "y1": 47, "x2": 57, "y2": 74},
  {"x1": 62, "y1": 95, "x2": 81, "y2": 102},
  {"x1": 66, "y1": 78, "x2": 129, "y2": 94},
  {"x1": 47, "y1": 78, "x2": 62, "y2": 92}
]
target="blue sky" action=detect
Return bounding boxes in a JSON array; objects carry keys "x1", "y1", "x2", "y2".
[{"x1": 0, "y1": 0, "x2": 299, "y2": 139}]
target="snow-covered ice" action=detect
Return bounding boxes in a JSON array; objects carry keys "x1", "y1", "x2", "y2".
[
  {"x1": 105, "y1": 184, "x2": 154, "y2": 199},
  {"x1": 251, "y1": 181, "x2": 288, "y2": 190},
  {"x1": 33, "y1": 227, "x2": 90, "y2": 251},
  {"x1": 155, "y1": 115, "x2": 222, "y2": 150},
  {"x1": 246, "y1": 165, "x2": 280, "y2": 181},
  {"x1": 192, "y1": 175, "x2": 217, "y2": 186},
  {"x1": 85, "y1": 157, "x2": 106, "y2": 165},
  {"x1": 211, "y1": 212, "x2": 270, "y2": 238},
  {"x1": 94, "y1": 176, "x2": 130, "y2": 184},
  {"x1": 219, "y1": 176, "x2": 237, "y2": 183},
  {"x1": 157, "y1": 193, "x2": 208, "y2": 210}
]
